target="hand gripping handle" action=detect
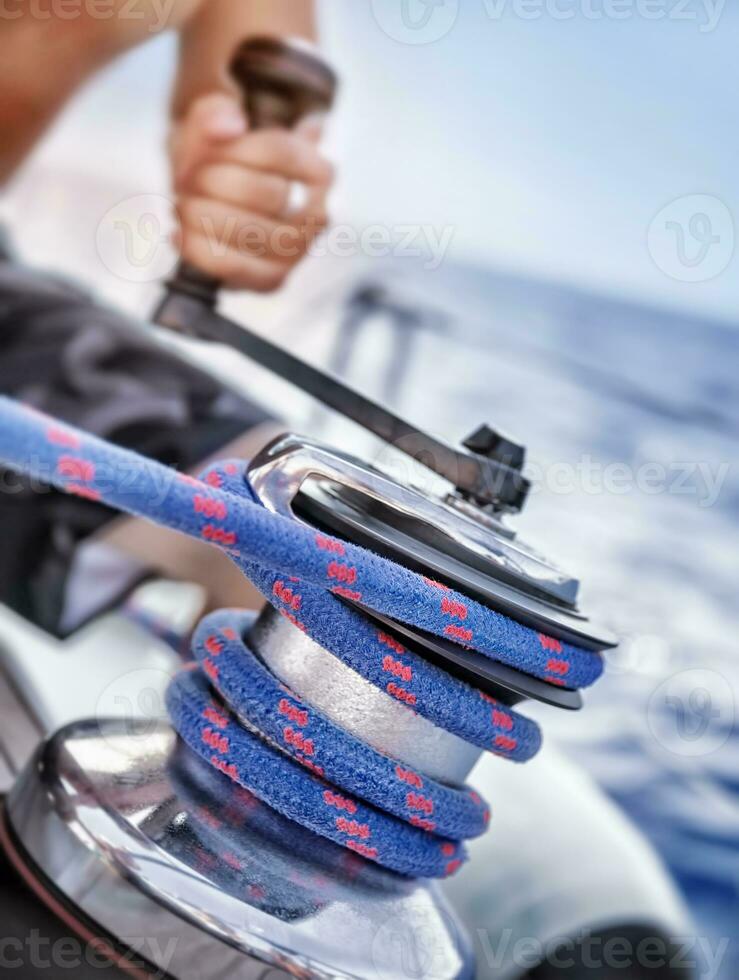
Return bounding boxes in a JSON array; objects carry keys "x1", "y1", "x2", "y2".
[{"x1": 160, "y1": 36, "x2": 337, "y2": 310}]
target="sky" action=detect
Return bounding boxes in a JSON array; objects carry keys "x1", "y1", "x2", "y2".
[{"x1": 4, "y1": 0, "x2": 739, "y2": 325}]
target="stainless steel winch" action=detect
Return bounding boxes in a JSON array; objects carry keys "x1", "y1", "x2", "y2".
[
  {"x1": 1, "y1": 407, "x2": 610, "y2": 980},
  {"x1": 242, "y1": 430, "x2": 611, "y2": 787}
]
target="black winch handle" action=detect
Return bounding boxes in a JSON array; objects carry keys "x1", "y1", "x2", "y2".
[
  {"x1": 158, "y1": 36, "x2": 338, "y2": 313},
  {"x1": 152, "y1": 40, "x2": 530, "y2": 513}
]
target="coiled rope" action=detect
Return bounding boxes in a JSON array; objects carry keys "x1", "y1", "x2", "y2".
[{"x1": 0, "y1": 397, "x2": 603, "y2": 877}]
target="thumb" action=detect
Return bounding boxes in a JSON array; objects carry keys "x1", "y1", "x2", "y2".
[
  {"x1": 295, "y1": 113, "x2": 325, "y2": 145},
  {"x1": 172, "y1": 92, "x2": 247, "y2": 187}
]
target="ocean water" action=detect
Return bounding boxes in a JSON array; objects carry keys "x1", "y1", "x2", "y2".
[{"x1": 313, "y1": 258, "x2": 739, "y2": 978}]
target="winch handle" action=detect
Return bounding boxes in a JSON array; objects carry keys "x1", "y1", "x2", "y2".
[{"x1": 158, "y1": 36, "x2": 338, "y2": 312}]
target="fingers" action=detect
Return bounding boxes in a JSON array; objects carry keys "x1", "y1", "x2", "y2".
[
  {"x1": 177, "y1": 194, "x2": 330, "y2": 291},
  {"x1": 295, "y1": 114, "x2": 325, "y2": 145},
  {"x1": 178, "y1": 195, "x2": 328, "y2": 259},
  {"x1": 201, "y1": 128, "x2": 334, "y2": 188},
  {"x1": 179, "y1": 230, "x2": 295, "y2": 293},
  {"x1": 171, "y1": 93, "x2": 248, "y2": 186},
  {"x1": 170, "y1": 91, "x2": 335, "y2": 293},
  {"x1": 190, "y1": 156, "x2": 330, "y2": 220},
  {"x1": 190, "y1": 163, "x2": 292, "y2": 218},
  {"x1": 173, "y1": 109, "x2": 333, "y2": 194}
]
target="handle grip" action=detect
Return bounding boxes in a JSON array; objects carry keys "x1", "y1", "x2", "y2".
[{"x1": 162, "y1": 36, "x2": 337, "y2": 313}]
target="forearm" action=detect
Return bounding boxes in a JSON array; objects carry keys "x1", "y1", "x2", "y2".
[
  {"x1": 0, "y1": 0, "x2": 203, "y2": 186},
  {"x1": 0, "y1": 17, "x2": 101, "y2": 185},
  {"x1": 172, "y1": 0, "x2": 317, "y2": 119}
]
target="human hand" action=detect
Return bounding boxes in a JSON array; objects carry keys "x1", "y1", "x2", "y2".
[{"x1": 170, "y1": 93, "x2": 333, "y2": 291}]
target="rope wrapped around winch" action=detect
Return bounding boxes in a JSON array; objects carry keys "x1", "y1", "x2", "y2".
[{"x1": 0, "y1": 396, "x2": 604, "y2": 877}]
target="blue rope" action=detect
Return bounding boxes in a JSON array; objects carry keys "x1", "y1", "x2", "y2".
[{"x1": 0, "y1": 397, "x2": 604, "y2": 877}]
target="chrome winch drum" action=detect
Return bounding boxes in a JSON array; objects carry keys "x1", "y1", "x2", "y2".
[
  {"x1": 248, "y1": 432, "x2": 613, "y2": 700},
  {"x1": 240, "y1": 430, "x2": 614, "y2": 784}
]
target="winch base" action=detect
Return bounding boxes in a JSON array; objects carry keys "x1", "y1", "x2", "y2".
[{"x1": 3, "y1": 718, "x2": 473, "y2": 980}]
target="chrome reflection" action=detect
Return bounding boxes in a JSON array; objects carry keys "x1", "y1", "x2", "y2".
[{"x1": 5, "y1": 718, "x2": 473, "y2": 980}]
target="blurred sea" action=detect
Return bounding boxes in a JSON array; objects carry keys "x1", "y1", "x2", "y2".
[{"x1": 296, "y1": 257, "x2": 739, "y2": 978}]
